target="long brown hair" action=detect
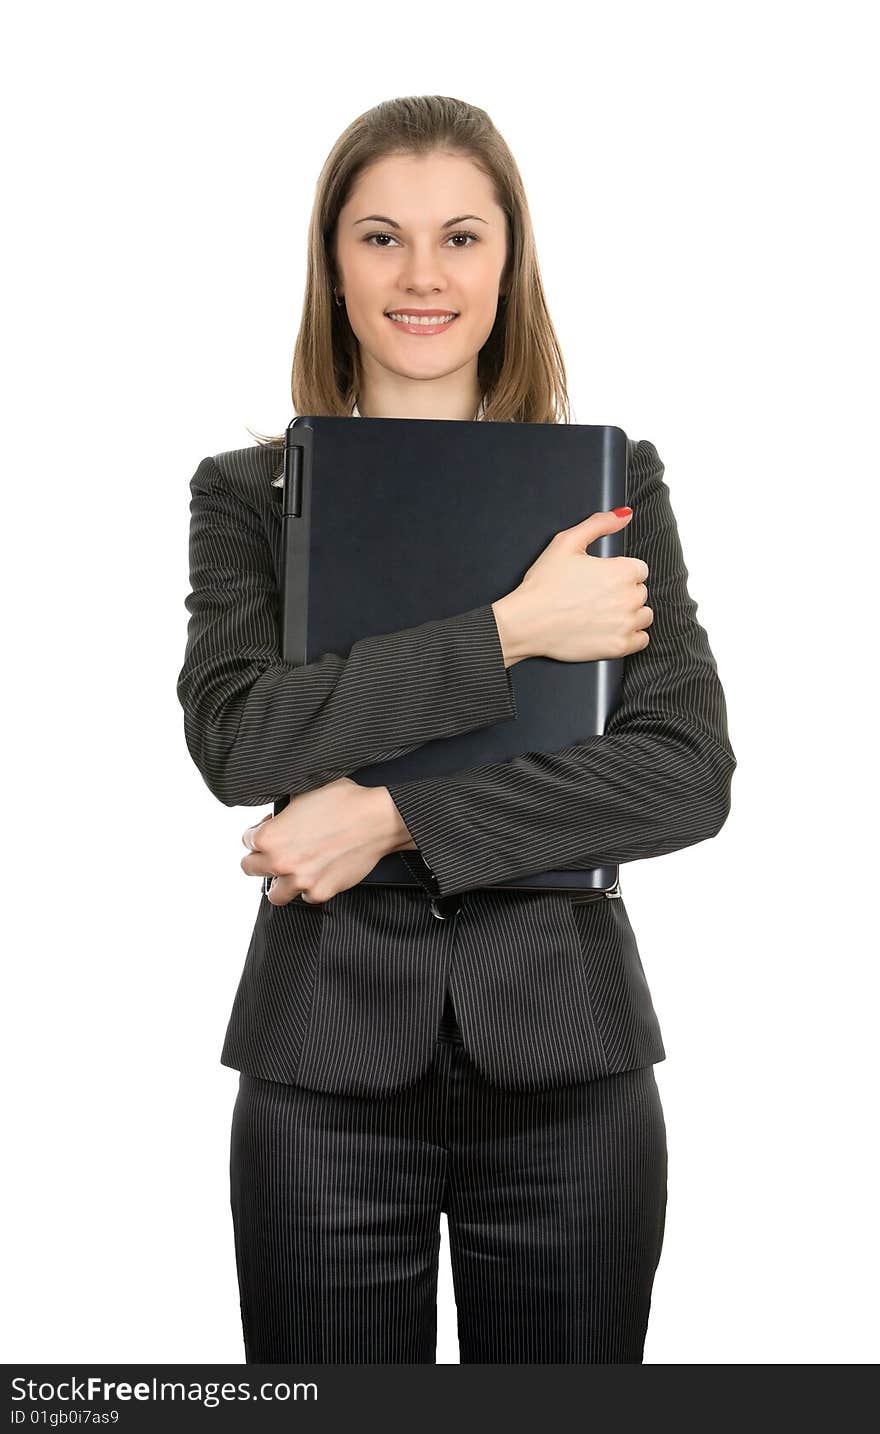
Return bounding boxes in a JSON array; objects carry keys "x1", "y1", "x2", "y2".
[{"x1": 248, "y1": 94, "x2": 571, "y2": 448}]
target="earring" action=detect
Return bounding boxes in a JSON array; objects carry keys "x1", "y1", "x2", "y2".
[{"x1": 334, "y1": 287, "x2": 344, "y2": 306}]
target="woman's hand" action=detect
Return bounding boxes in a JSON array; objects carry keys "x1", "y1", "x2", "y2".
[
  {"x1": 492, "y1": 507, "x2": 652, "y2": 665},
  {"x1": 240, "y1": 778, "x2": 400, "y2": 906}
]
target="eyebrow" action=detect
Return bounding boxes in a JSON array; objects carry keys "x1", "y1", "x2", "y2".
[{"x1": 352, "y1": 214, "x2": 489, "y2": 229}]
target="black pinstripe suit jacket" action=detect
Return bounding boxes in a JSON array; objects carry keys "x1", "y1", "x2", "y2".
[{"x1": 176, "y1": 436, "x2": 736, "y2": 1095}]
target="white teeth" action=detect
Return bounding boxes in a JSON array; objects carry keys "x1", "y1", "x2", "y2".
[{"x1": 387, "y1": 313, "x2": 458, "y2": 325}]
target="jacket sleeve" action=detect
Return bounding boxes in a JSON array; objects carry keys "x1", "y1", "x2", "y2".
[
  {"x1": 385, "y1": 439, "x2": 737, "y2": 898},
  {"x1": 176, "y1": 455, "x2": 518, "y2": 807}
]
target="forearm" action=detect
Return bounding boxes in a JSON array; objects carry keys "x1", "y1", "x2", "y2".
[
  {"x1": 386, "y1": 725, "x2": 736, "y2": 897},
  {"x1": 180, "y1": 601, "x2": 517, "y2": 807}
]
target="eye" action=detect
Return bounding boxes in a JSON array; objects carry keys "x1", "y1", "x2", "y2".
[{"x1": 362, "y1": 231, "x2": 480, "y2": 248}]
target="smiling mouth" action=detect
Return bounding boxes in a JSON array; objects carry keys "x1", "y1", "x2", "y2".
[{"x1": 385, "y1": 312, "x2": 460, "y2": 332}]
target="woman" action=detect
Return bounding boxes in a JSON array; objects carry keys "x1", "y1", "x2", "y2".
[{"x1": 177, "y1": 95, "x2": 736, "y2": 1364}]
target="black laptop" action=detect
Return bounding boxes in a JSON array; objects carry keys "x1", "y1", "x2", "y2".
[{"x1": 272, "y1": 415, "x2": 631, "y2": 896}]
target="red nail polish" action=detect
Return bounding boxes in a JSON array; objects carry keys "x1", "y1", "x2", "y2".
[{"x1": 613, "y1": 506, "x2": 632, "y2": 516}]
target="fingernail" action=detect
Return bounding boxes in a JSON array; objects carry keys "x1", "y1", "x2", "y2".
[{"x1": 613, "y1": 506, "x2": 632, "y2": 516}]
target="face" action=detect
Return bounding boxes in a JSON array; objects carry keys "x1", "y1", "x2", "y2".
[{"x1": 333, "y1": 150, "x2": 508, "y2": 414}]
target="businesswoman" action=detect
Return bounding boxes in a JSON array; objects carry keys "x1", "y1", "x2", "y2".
[{"x1": 177, "y1": 95, "x2": 736, "y2": 1364}]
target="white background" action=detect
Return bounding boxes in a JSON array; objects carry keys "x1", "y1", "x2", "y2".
[{"x1": 3, "y1": 0, "x2": 877, "y2": 1365}]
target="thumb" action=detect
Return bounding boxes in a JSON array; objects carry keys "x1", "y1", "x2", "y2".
[
  {"x1": 242, "y1": 812, "x2": 274, "y2": 852},
  {"x1": 563, "y1": 505, "x2": 633, "y2": 547}
]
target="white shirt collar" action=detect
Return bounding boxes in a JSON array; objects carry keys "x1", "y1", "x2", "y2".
[{"x1": 352, "y1": 396, "x2": 487, "y2": 420}]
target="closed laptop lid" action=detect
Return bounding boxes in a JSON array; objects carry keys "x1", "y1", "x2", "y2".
[{"x1": 276, "y1": 415, "x2": 630, "y2": 893}]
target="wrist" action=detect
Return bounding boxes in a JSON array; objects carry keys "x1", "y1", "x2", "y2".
[
  {"x1": 370, "y1": 785, "x2": 417, "y2": 854},
  {"x1": 492, "y1": 591, "x2": 535, "y2": 666}
]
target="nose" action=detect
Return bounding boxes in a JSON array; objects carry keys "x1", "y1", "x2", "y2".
[{"x1": 395, "y1": 245, "x2": 456, "y2": 297}]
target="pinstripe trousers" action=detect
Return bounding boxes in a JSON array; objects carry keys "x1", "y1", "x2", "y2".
[{"x1": 229, "y1": 898, "x2": 668, "y2": 1365}]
